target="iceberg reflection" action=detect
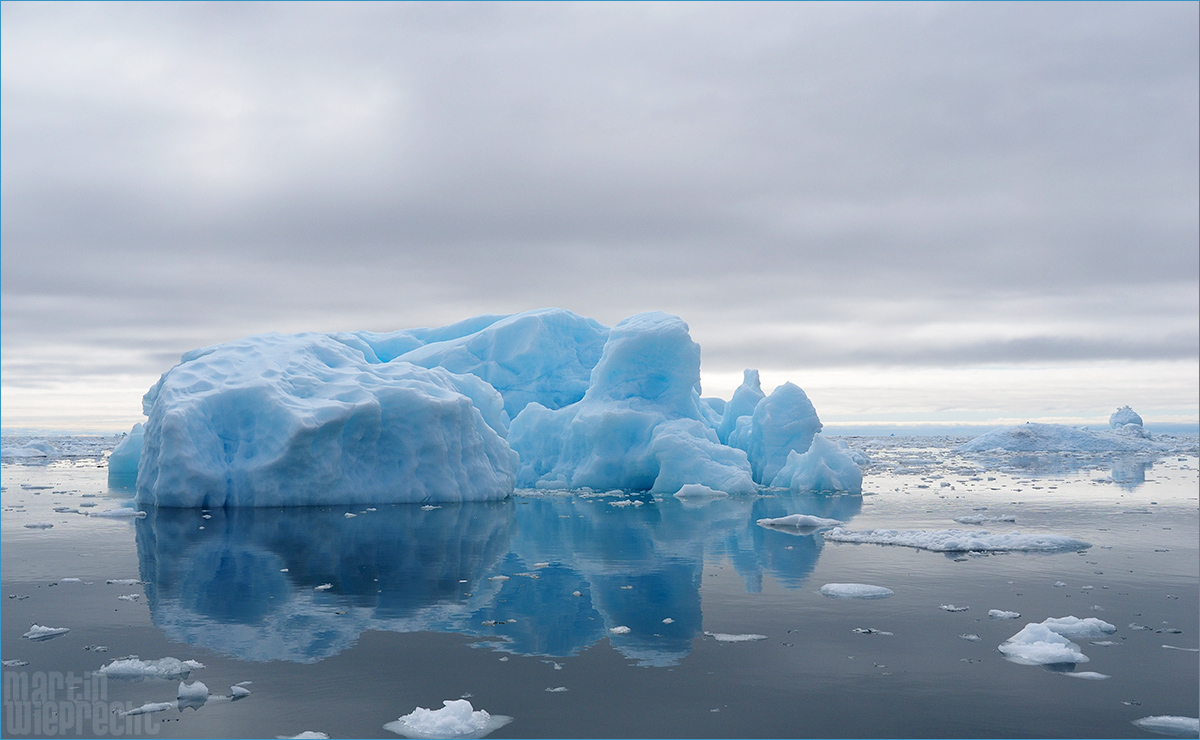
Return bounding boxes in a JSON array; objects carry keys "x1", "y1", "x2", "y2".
[{"x1": 136, "y1": 491, "x2": 860, "y2": 665}]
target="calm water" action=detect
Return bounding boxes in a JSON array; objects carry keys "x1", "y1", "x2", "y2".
[{"x1": 2, "y1": 438, "x2": 1197, "y2": 738}]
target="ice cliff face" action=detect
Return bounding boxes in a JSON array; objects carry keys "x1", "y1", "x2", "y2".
[{"x1": 125, "y1": 308, "x2": 861, "y2": 506}]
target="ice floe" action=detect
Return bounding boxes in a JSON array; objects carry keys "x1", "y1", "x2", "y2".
[
  {"x1": 823, "y1": 527, "x2": 1090, "y2": 553},
  {"x1": 117, "y1": 702, "x2": 175, "y2": 717},
  {"x1": 609, "y1": 626, "x2": 631, "y2": 635},
  {"x1": 98, "y1": 656, "x2": 205, "y2": 681},
  {"x1": 1131, "y1": 716, "x2": 1200, "y2": 737},
  {"x1": 384, "y1": 699, "x2": 513, "y2": 739},
  {"x1": 756, "y1": 514, "x2": 843, "y2": 531},
  {"x1": 940, "y1": 605, "x2": 970, "y2": 612},
  {"x1": 989, "y1": 610, "x2": 1021, "y2": 620},
  {"x1": 1039, "y1": 616, "x2": 1117, "y2": 639},
  {"x1": 953, "y1": 514, "x2": 1016, "y2": 525},
  {"x1": 177, "y1": 680, "x2": 209, "y2": 710},
  {"x1": 1062, "y1": 671, "x2": 1109, "y2": 680},
  {"x1": 820, "y1": 583, "x2": 893, "y2": 599},
  {"x1": 22, "y1": 625, "x2": 69, "y2": 641},
  {"x1": 704, "y1": 632, "x2": 768, "y2": 642}
]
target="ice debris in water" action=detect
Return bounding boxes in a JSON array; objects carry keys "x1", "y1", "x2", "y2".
[
  {"x1": 98, "y1": 656, "x2": 205, "y2": 681},
  {"x1": 1131, "y1": 716, "x2": 1200, "y2": 737},
  {"x1": 545, "y1": 686, "x2": 568, "y2": 693},
  {"x1": 107, "y1": 579, "x2": 142, "y2": 585},
  {"x1": 823, "y1": 528, "x2": 1090, "y2": 553},
  {"x1": 279, "y1": 734, "x2": 329, "y2": 739},
  {"x1": 1063, "y1": 671, "x2": 1110, "y2": 680},
  {"x1": 989, "y1": 610, "x2": 1021, "y2": 620},
  {"x1": 705, "y1": 632, "x2": 768, "y2": 642},
  {"x1": 177, "y1": 680, "x2": 209, "y2": 710},
  {"x1": 89, "y1": 509, "x2": 147, "y2": 519},
  {"x1": 756, "y1": 514, "x2": 843, "y2": 531},
  {"x1": 609, "y1": 626, "x2": 631, "y2": 635},
  {"x1": 313, "y1": 583, "x2": 333, "y2": 591},
  {"x1": 117, "y1": 594, "x2": 141, "y2": 602},
  {"x1": 22, "y1": 625, "x2": 69, "y2": 641},
  {"x1": 672, "y1": 484, "x2": 729, "y2": 502},
  {"x1": 998, "y1": 624, "x2": 1090, "y2": 665},
  {"x1": 820, "y1": 583, "x2": 893, "y2": 599},
  {"x1": 940, "y1": 605, "x2": 970, "y2": 612},
  {"x1": 118, "y1": 702, "x2": 175, "y2": 717},
  {"x1": 2, "y1": 660, "x2": 30, "y2": 667},
  {"x1": 384, "y1": 699, "x2": 513, "y2": 739},
  {"x1": 23, "y1": 523, "x2": 53, "y2": 529},
  {"x1": 954, "y1": 514, "x2": 1016, "y2": 525}
]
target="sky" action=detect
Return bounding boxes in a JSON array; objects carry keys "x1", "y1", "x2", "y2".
[{"x1": 2, "y1": 1, "x2": 1197, "y2": 432}]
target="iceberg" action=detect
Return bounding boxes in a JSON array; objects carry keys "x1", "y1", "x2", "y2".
[
  {"x1": 1109, "y1": 405, "x2": 1144, "y2": 428},
  {"x1": 769, "y1": 434, "x2": 863, "y2": 493},
  {"x1": 98, "y1": 656, "x2": 205, "y2": 681},
  {"x1": 956, "y1": 422, "x2": 1166, "y2": 453},
  {"x1": 756, "y1": 514, "x2": 843, "y2": 531},
  {"x1": 118, "y1": 308, "x2": 847, "y2": 506},
  {"x1": 729, "y1": 382, "x2": 822, "y2": 485}
]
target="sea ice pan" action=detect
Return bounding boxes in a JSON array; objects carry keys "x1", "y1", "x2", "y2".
[
  {"x1": 383, "y1": 699, "x2": 513, "y2": 739},
  {"x1": 22, "y1": 625, "x2": 70, "y2": 641},
  {"x1": 1131, "y1": 716, "x2": 1200, "y2": 737},
  {"x1": 756, "y1": 514, "x2": 843, "y2": 530},
  {"x1": 820, "y1": 583, "x2": 894, "y2": 599},
  {"x1": 822, "y1": 528, "x2": 1091, "y2": 553}
]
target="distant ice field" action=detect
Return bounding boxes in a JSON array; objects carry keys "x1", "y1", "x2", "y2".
[{"x1": 2, "y1": 436, "x2": 1196, "y2": 738}]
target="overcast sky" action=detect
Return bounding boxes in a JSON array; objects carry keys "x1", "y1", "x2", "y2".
[{"x1": 3, "y1": 2, "x2": 1197, "y2": 431}]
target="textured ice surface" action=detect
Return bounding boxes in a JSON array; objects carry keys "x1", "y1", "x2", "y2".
[
  {"x1": 820, "y1": 583, "x2": 893, "y2": 599},
  {"x1": 177, "y1": 680, "x2": 209, "y2": 710},
  {"x1": 957, "y1": 422, "x2": 1167, "y2": 453},
  {"x1": 673, "y1": 483, "x2": 729, "y2": 501},
  {"x1": 98, "y1": 656, "x2": 205, "y2": 680},
  {"x1": 989, "y1": 610, "x2": 1021, "y2": 620},
  {"x1": 118, "y1": 702, "x2": 175, "y2": 717},
  {"x1": 728, "y1": 382, "x2": 822, "y2": 485},
  {"x1": 717, "y1": 370, "x2": 764, "y2": 444},
  {"x1": 510, "y1": 313, "x2": 754, "y2": 494},
  {"x1": 999, "y1": 623, "x2": 1089, "y2": 665},
  {"x1": 823, "y1": 527, "x2": 1091, "y2": 552},
  {"x1": 1132, "y1": 716, "x2": 1200, "y2": 736},
  {"x1": 135, "y1": 331, "x2": 518, "y2": 507},
  {"x1": 756, "y1": 514, "x2": 843, "y2": 530},
  {"x1": 1110, "y1": 405, "x2": 1144, "y2": 428},
  {"x1": 108, "y1": 423, "x2": 143, "y2": 482},
  {"x1": 1039, "y1": 616, "x2": 1117, "y2": 639},
  {"x1": 769, "y1": 434, "x2": 863, "y2": 492},
  {"x1": 705, "y1": 632, "x2": 768, "y2": 642},
  {"x1": 384, "y1": 700, "x2": 513, "y2": 739}
]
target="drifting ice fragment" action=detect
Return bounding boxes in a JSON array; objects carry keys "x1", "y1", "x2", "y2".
[
  {"x1": 820, "y1": 584, "x2": 893, "y2": 599},
  {"x1": 823, "y1": 528, "x2": 1090, "y2": 553},
  {"x1": 960, "y1": 634, "x2": 981, "y2": 641},
  {"x1": 23, "y1": 523, "x2": 53, "y2": 529},
  {"x1": 673, "y1": 484, "x2": 729, "y2": 502},
  {"x1": 545, "y1": 687, "x2": 568, "y2": 693},
  {"x1": 384, "y1": 699, "x2": 513, "y2": 739},
  {"x1": 2, "y1": 660, "x2": 30, "y2": 667},
  {"x1": 90, "y1": 509, "x2": 147, "y2": 519},
  {"x1": 22, "y1": 625, "x2": 69, "y2": 641},
  {"x1": 177, "y1": 680, "x2": 209, "y2": 710},
  {"x1": 756, "y1": 514, "x2": 843, "y2": 531},
  {"x1": 1039, "y1": 616, "x2": 1117, "y2": 639},
  {"x1": 989, "y1": 610, "x2": 1021, "y2": 620},
  {"x1": 1063, "y1": 671, "x2": 1110, "y2": 680},
  {"x1": 118, "y1": 702, "x2": 174, "y2": 717},
  {"x1": 940, "y1": 605, "x2": 970, "y2": 612},
  {"x1": 1131, "y1": 716, "x2": 1200, "y2": 737},
  {"x1": 998, "y1": 623, "x2": 1089, "y2": 665},
  {"x1": 280, "y1": 734, "x2": 329, "y2": 739},
  {"x1": 99, "y1": 657, "x2": 205, "y2": 681},
  {"x1": 954, "y1": 515, "x2": 1016, "y2": 525},
  {"x1": 705, "y1": 632, "x2": 768, "y2": 642},
  {"x1": 609, "y1": 626, "x2": 631, "y2": 635}
]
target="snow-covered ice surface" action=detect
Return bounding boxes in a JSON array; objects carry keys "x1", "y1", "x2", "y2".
[
  {"x1": 1132, "y1": 716, "x2": 1200, "y2": 737},
  {"x1": 98, "y1": 656, "x2": 205, "y2": 680},
  {"x1": 756, "y1": 513, "x2": 843, "y2": 531},
  {"x1": 820, "y1": 583, "x2": 893, "y2": 599},
  {"x1": 822, "y1": 527, "x2": 1091, "y2": 552},
  {"x1": 2, "y1": 433, "x2": 1196, "y2": 738}
]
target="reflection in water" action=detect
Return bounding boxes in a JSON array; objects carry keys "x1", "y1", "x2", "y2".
[
  {"x1": 1110, "y1": 457, "x2": 1151, "y2": 488},
  {"x1": 136, "y1": 492, "x2": 861, "y2": 666},
  {"x1": 960, "y1": 450, "x2": 1163, "y2": 490}
]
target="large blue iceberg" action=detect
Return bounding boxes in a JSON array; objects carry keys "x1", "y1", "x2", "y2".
[{"x1": 120, "y1": 308, "x2": 864, "y2": 506}]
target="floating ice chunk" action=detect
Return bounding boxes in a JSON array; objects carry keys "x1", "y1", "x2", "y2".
[
  {"x1": 769, "y1": 434, "x2": 863, "y2": 493},
  {"x1": 820, "y1": 583, "x2": 893, "y2": 599},
  {"x1": 89, "y1": 508, "x2": 147, "y2": 519},
  {"x1": 1162, "y1": 645, "x2": 1199, "y2": 652},
  {"x1": 1063, "y1": 671, "x2": 1109, "y2": 680},
  {"x1": 118, "y1": 594, "x2": 141, "y2": 602},
  {"x1": 705, "y1": 632, "x2": 768, "y2": 642},
  {"x1": 488, "y1": 575, "x2": 510, "y2": 582},
  {"x1": 420, "y1": 505, "x2": 441, "y2": 511},
  {"x1": 2, "y1": 660, "x2": 30, "y2": 667},
  {"x1": 998, "y1": 623, "x2": 1089, "y2": 665},
  {"x1": 989, "y1": 610, "x2": 1021, "y2": 620},
  {"x1": 1054, "y1": 581, "x2": 1067, "y2": 587},
  {"x1": 231, "y1": 685, "x2": 252, "y2": 698},
  {"x1": 1131, "y1": 716, "x2": 1200, "y2": 736},
  {"x1": 609, "y1": 626, "x2": 631, "y2": 635},
  {"x1": 177, "y1": 680, "x2": 209, "y2": 710},
  {"x1": 23, "y1": 523, "x2": 53, "y2": 529},
  {"x1": 22, "y1": 625, "x2": 69, "y2": 641},
  {"x1": 662, "y1": 618, "x2": 675, "y2": 624},
  {"x1": 118, "y1": 702, "x2": 175, "y2": 717},
  {"x1": 1, "y1": 439, "x2": 59, "y2": 458},
  {"x1": 313, "y1": 583, "x2": 333, "y2": 591},
  {"x1": 99, "y1": 657, "x2": 205, "y2": 680},
  {"x1": 823, "y1": 528, "x2": 1090, "y2": 553},
  {"x1": 1039, "y1": 616, "x2": 1117, "y2": 639},
  {"x1": 960, "y1": 634, "x2": 981, "y2": 641},
  {"x1": 728, "y1": 382, "x2": 822, "y2": 485},
  {"x1": 940, "y1": 605, "x2": 970, "y2": 612},
  {"x1": 672, "y1": 484, "x2": 729, "y2": 502},
  {"x1": 954, "y1": 514, "x2": 1016, "y2": 525},
  {"x1": 757, "y1": 514, "x2": 843, "y2": 531},
  {"x1": 60, "y1": 578, "x2": 83, "y2": 584},
  {"x1": 107, "y1": 579, "x2": 143, "y2": 585},
  {"x1": 344, "y1": 513, "x2": 357, "y2": 519},
  {"x1": 852, "y1": 628, "x2": 893, "y2": 636},
  {"x1": 956, "y1": 422, "x2": 1165, "y2": 453},
  {"x1": 280, "y1": 733, "x2": 329, "y2": 739},
  {"x1": 545, "y1": 687, "x2": 568, "y2": 693},
  {"x1": 384, "y1": 699, "x2": 513, "y2": 739}
]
